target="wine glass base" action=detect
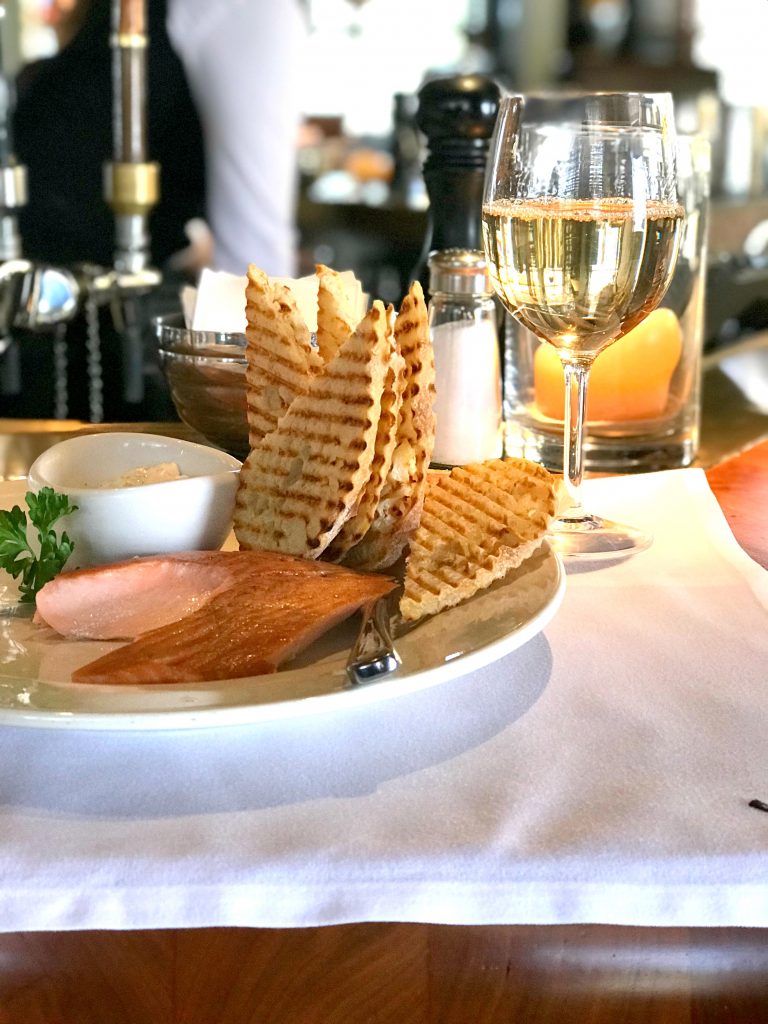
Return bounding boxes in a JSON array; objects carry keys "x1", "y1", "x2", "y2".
[{"x1": 549, "y1": 514, "x2": 652, "y2": 561}]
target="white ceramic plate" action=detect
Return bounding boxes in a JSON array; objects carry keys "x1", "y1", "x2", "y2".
[{"x1": 0, "y1": 480, "x2": 565, "y2": 731}]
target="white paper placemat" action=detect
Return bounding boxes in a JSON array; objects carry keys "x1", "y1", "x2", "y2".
[{"x1": 1, "y1": 468, "x2": 767, "y2": 932}]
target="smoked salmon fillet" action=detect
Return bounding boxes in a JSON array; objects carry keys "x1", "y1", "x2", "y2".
[
  {"x1": 35, "y1": 552, "x2": 236, "y2": 640},
  {"x1": 34, "y1": 551, "x2": 394, "y2": 684}
]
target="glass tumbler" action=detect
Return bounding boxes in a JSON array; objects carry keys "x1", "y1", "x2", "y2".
[{"x1": 501, "y1": 135, "x2": 711, "y2": 472}]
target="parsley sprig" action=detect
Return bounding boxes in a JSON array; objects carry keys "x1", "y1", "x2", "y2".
[{"x1": 0, "y1": 487, "x2": 78, "y2": 602}]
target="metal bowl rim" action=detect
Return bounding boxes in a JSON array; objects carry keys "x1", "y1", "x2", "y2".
[{"x1": 153, "y1": 312, "x2": 247, "y2": 350}]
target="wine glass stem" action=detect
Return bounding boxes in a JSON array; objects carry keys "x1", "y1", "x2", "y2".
[{"x1": 560, "y1": 358, "x2": 591, "y2": 522}]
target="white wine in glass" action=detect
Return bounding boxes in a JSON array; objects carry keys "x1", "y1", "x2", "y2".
[{"x1": 482, "y1": 95, "x2": 684, "y2": 558}]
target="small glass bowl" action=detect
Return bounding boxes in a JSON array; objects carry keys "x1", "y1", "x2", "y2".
[{"x1": 154, "y1": 313, "x2": 249, "y2": 459}]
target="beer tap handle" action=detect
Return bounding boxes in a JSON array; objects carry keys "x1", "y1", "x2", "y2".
[
  {"x1": 102, "y1": 0, "x2": 162, "y2": 407},
  {"x1": 104, "y1": 0, "x2": 160, "y2": 283}
]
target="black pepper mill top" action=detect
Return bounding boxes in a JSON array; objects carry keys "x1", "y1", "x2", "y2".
[{"x1": 412, "y1": 74, "x2": 501, "y2": 296}]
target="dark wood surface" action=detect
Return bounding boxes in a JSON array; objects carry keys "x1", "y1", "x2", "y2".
[{"x1": 1, "y1": 440, "x2": 767, "y2": 1023}]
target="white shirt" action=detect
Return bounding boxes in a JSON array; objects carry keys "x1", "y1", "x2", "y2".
[{"x1": 166, "y1": 0, "x2": 307, "y2": 277}]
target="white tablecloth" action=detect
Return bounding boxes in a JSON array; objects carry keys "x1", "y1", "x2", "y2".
[{"x1": 1, "y1": 469, "x2": 767, "y2": 933}]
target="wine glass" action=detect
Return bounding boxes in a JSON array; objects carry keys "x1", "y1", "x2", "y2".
[{"x1": 482, "y1": 93, "x2": 684, "y2": 558}]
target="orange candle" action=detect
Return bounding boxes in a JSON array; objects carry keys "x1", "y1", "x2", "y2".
[{"x1": 533, "y1": 308, "x2": 683, "y2": 423}]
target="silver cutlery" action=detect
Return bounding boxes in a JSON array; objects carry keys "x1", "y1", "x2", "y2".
[{"x1": 346, "y1": 595, "x2": 400, "y2": 685}]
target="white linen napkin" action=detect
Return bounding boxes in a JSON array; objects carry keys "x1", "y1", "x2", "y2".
[
  {"x1": 0, "y1": 468, "x2": 767, "y2": 932},
  {"x1": 186, "y1": 267, "x2": 367, "y2": 334}
]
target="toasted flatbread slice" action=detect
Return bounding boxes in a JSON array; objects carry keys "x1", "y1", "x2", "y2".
[
  {"x1": 234, "y1": 301, "x2": 391, "y2": 558},
  {"x1": 399, "y1": 458, "x2": 556, "y2": 621},
  {"x1": 244, "y1": 265, "x2": 317, "y2": 449},
  {"x1": 324, "y1": 317, "x2": 406, "y2": 561},
  {"x1": 343, "y1": 281, "x2": 435, "y2": 571},
  {"x1": 273, "y1": 282, "x2": 323, "y2": 373},
  {"x1": 315, "y1": 263, "x2": 360, "y2": 363}
]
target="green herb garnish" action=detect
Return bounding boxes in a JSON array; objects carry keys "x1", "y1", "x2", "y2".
[{"x1": 0, "y1": 487, "x2": 78, "y2": 602}]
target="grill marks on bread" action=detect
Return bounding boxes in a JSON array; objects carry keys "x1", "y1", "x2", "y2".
[
  {"x1": 400, "y1": 458, "x2": 556, "y2": 621},
  {"x1": 234, "y1": 301, "x2": 390, "y2": 558},
  {"x1": 316, "y1": 263, "x2": 361, "y2": 364},
  {"x1": 342, "y1": 281, "x2": 435, "y2": 571},
  {"x1": 244, "y1": 265, "x2": 320, "y2": 449},
  {"x1": 324, "y1": 323, "x2": 406, "y2": 561}
]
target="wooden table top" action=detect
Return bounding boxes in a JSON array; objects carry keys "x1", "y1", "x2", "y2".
[{"x1": 0, "y1": 438, "x2": 766, "y2": 1024}]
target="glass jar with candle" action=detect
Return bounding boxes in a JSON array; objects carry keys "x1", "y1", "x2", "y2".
[
  {"x1": 501, "y1": 136, "x2": 711, "y2": 472},
  {"x1": 427, "y1": 249, "x2": 503, "y2": 467}
]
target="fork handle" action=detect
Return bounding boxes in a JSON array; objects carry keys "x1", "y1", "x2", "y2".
[{"x1": 346, "y1": 597, "x2": 400, "y2": 685}]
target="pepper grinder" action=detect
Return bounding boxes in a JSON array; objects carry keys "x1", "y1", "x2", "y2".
[{"x1": 412, "y1": 74, "x2": 501, "y2": 299}]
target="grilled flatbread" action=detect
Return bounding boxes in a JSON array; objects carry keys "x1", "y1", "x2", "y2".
[
  {"x1": 324, "y1": 317, "x2": 406, "y2": 561},
  {"x1": 243, "y1": 265, "x2": 317, "y2": 449},
  {"x1": 234, "y1": 300, "x2": 391, "y2": 558},
  {"x1": 399, "y1": 458, "x2": 556, "y2": 621},
  {"x1": 343, "y1": 281, "x2": 435, "y2": 570},
  {"x1": 274, "y1": 282, "x2": 323, "y2": 373},
  {"x1": 315, "y1": 263, "x2": 361, "y2": 364}
]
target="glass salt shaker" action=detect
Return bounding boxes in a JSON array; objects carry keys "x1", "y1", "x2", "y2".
[{"x1": 427, "y1": 249, "x2": 503, "y2": 467}]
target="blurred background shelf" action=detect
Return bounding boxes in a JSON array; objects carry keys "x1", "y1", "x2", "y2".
[{"x1": 3, "y1": 0, "x2": 768, "y2": 428}]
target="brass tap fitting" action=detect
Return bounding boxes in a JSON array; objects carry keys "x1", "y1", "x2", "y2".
[{"x1": 103, "y1": 161, "x2": 159, "y2": 217}]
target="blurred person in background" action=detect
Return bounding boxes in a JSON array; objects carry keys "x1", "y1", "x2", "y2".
[
  {"x1": 167, "y1": 0, "x2": 307, "y2": 277},
  {"x1": 13, "y1": 0, "x2": 308, "y2": 277}
]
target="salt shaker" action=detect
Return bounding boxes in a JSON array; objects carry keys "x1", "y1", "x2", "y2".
[{"x1": 427, "y1": 249, "x2": 502, "y2": 467}]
